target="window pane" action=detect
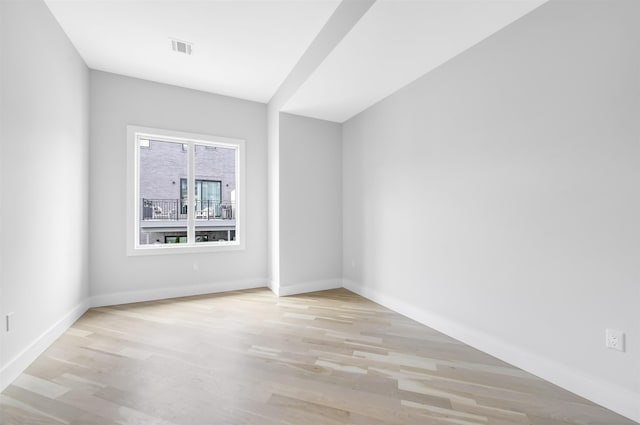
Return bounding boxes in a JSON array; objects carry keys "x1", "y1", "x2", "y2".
[
  {"x1": 194, "y1": 144, "x2": 236, "y2": 243},
  {"x1": 139, "y1": 139, "x2": 187, "y2": 245}
]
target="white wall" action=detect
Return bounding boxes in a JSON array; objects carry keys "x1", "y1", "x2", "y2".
[
  {"x1": 342, "y1": 0, "x2": 640, "y2": 421},
  {"x1": 267, "y1": 106, "x2": 281, "y2": 290},
  {"x1": 0, "y1": 0, "x2": 90, "y2": 388},
  {"x1": 266, "y1": 0, "x2": 373, "y2": 293},
  {"x1": 89, "y1": 71, "x2": 268, "y2": 304},
  {"x1": 278, "y1": 113, "x2": 342, "y2": 294},
  {"x1": 0, "y1": 1, "x2": 4, "y2": 370}
]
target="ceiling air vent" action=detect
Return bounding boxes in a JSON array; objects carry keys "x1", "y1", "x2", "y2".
[{"x1": 170, "y1": 38, "x2": 193, "y2": 55}]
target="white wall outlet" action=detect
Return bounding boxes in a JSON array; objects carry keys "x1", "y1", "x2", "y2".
[
  {"x1": 606, "y1": 328, "x2": 625, "y2": 352},
  {"x1": 6, "y1": 312, "x2": 14, "y2": 332}
]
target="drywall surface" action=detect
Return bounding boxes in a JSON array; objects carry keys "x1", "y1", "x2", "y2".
[
  {"x1": 0, "y1": 0, "x2": 4, "y2": 373},
  {"x1": 342, "y1": 0, "x2": 639, "y2": 421},
  {"x1": 89, "y1": 71, "x2": 268, "y2": 300},
  {"x1": 278, "y1": 113, "x2": 342, "y2": 293},
  {"x1": 267, "y1": 105, "x2": 281, "y2": 290},
  {"x1": 266, "y1": 0, "x2": 373, "y2": 292},
  {"x1": 0, "y1": 0, "x2": 89, "y2": 384}
]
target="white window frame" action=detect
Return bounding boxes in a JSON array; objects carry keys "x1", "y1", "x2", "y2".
[{"x1": 126, "y1": 125, "x2": 246, "y2": 256}]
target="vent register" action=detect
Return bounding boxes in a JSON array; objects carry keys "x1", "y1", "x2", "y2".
[{"x1": 170, "y1": 38, "x2": 193, "y2": 55}]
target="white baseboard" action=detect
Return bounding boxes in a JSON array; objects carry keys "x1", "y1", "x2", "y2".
[
  {"x1": 90, "y1": 278, "x2": 267, "y2": 307},
  {"x1": 270, "y1": 278, "x2": 343, "y2": 297},
  {"x1": 343, "y1": 279, "x2": 640, "y2": 424},
  {"x1": 0, "y1": 279, "x2": 267, "y2": 392},
  {"x1": 0, "y1": 299, "x2": 90, "y2": 393},
  {"x1": 267, "y1": 279, "x2": 279, "y2": 296},
  {"x1": 6, "y1": 278, "x2": 636, "y2": 422}
]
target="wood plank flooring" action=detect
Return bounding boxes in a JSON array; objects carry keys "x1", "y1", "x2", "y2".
[{"x1": 0, "y1": 288, "x2": 635, "y2": 425}]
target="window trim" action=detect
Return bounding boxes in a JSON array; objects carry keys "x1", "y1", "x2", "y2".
[{"x1": 126, "y1": 125, "x2": 246, "y2": 256}]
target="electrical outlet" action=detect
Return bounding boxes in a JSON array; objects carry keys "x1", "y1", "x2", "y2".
[
  {"x1": 606, "y1": 329, "x2": 625, "y2": 352},
  {"x1": 6, "y1": 312, "x2": 14, "y2": 332}
]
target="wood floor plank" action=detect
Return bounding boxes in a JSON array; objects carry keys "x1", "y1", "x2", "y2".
[{"x1": 1, "y1": 288, "x2": 636, "y2": 425}]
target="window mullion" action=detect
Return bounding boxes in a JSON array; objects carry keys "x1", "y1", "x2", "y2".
[{"x1": 187, "y1": 143, "x2": 195, "y2": 244}]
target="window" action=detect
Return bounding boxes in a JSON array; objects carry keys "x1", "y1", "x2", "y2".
[{"x1": 127, "y1": 125, "x2": 245, "y2": 255}]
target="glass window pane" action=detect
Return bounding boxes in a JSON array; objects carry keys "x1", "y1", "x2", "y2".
[
  {"x1": 138, "y1": 139, "x2": 187, "y2": 245},
  {"x1": 194, "y1": 144, "x2": 236, "y2": 242}
]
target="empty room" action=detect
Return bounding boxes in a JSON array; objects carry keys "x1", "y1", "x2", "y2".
[{"x1": 0, "y1": 0, "x2": 638, "y2": 424}]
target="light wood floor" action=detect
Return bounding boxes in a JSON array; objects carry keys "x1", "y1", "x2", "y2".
[{"x1": 0, "y1": 288, "x2": 635, "y2": 425}]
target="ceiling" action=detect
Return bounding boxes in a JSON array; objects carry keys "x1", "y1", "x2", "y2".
[
  {"x1": 44, "y1": 0, "x2": 547, "y2": 123},
  {"x1": 282, "y1": 0, "x2": 547, "y2": 123},
  {"x1": 44, "y1": 0, "x2": 340, "y2": 103}
]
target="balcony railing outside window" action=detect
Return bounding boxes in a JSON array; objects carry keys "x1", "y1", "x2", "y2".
[{"x1": 142, "y1": 199, "x2": 235, "y2": 221}]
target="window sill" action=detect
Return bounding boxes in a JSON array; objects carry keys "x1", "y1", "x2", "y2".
[{"x1": 127, "y1": 241, "x2": 244, "y2": 256}]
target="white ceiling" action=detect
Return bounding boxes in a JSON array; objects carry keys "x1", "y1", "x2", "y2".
[
  {"x1": 44, "y1": 0, "x2": 547, "y2": 122},
  {"x1": 44, "y1": 0, "x2": 340, "y2": 103},
  {"x1": 282, "y1": 0, "x2": 547, "y2": 122}
]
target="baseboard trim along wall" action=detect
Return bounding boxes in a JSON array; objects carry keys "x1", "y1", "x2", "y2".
[
  {"x1": 0, "y1": 300, "x2": 91, "y2": 393},
  {"x1": 1, "y1": 278, "x2": 267, "y2": 393},
  {"x1": 342, "y1": 279, "x2": 640, "y2": 424},
  {"x1": 90, "y1": 278, "x2": 268, "y2": 308},
  {"x1": 267, "y1": 280, "x2": 279, "y2": 296},
  {"x1": 3, "y1": 278, "x2": 636, "y2": 422},
  {"x1": 269, "y1": 278, "x2": 343, "y2": 297}
]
